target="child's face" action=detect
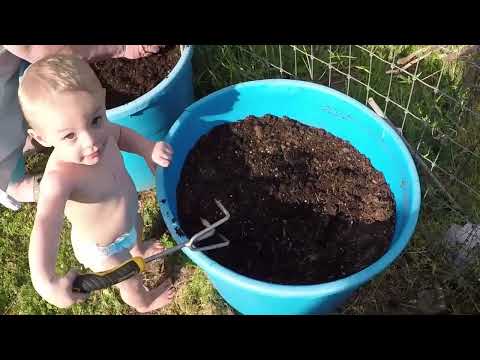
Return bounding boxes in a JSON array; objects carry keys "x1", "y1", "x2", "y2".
[{"x1": 29, "y1": 88, "x2": 109, "y2": 166}]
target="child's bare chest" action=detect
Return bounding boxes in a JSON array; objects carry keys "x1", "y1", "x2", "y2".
[
  {"x1": 65, "y1": 138, "x2": 137, "y2": 226},
  {"x1": 79, "y1": 139, "x2": 132, "y2": 198}
]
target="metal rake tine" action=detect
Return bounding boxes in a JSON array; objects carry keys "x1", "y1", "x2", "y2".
[
  {"x1": 195, "y1": 217, "x2": 216, "y2": 241},
  {"x1": 191, "y1": 218, "x2": 231, "y2": 252},
  {"x1": 214, "y1": 199, "x2": 230, "y2": 219},
  {"x1": 187, "y1": 200, "x2": 230, "y2": 247}
]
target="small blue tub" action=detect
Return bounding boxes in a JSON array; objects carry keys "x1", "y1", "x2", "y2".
[
  {"x1": 157, "y1": 79, "x2": 421, "y2": 315},
  {"x1": 108, "y1": 45, "x2": 194, "y2": 191}
]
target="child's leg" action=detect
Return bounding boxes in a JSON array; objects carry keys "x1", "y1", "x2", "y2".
[
  {"x1": 94, "y1": 251, "x2": 174, "y2": 313},
  {"x1": 130, "y1": 213, "x2": 165, "y2": 258}
]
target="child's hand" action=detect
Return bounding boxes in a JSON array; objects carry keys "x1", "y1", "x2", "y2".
[
  {"x1": 147, "y1": 141, "x2": 173, "y2": 174},
  {"x1": 47, "y1": 270, "x2": 89, "y2": 309}
]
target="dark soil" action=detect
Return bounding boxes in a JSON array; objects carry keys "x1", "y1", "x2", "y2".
[
  {"x1": 176, "y1": 115, "x2": 396, "y2": 285},
  {"x1": 91, "y1": 45, "x2": 181, "y2": 109}
]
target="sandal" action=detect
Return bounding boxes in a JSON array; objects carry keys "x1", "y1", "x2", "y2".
[
  {"x1": 0, "y1": 173, "x2": 43, "y2": 210},
  {"x1": 33, "y1": 173, "x2": 42, "y2": 202},
  {"x1": 0, "y1": 188, "x2": 21, "y2": 211}
]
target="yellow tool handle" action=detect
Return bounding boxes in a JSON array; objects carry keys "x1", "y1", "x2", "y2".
[{"x1": 72, "y1": 257, "x2": 145, "y2": 293}]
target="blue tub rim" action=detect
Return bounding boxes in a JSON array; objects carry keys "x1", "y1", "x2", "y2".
[
  {"x1": 106, "y1": 45, "x2": 193, "y2": 118},
  {"x1": 157, "y1": 78, "x2": 421, "y2": 298}
]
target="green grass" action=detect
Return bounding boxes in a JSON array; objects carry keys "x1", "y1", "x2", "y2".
[{"x1": 2, "y1": 45, "x2": 480, "y2": 314}]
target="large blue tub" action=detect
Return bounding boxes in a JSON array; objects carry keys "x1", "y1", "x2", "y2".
[{"x1": 157, "y1": 79, "x2": 421, "y2": 314}]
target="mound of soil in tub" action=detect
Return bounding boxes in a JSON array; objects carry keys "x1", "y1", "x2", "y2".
[
  {"x1": 176, "y1": 115, "x2": 396, "y2": 285},
  {"x1": 91, "y1": 45, "x2": 181, "y2": 109}
]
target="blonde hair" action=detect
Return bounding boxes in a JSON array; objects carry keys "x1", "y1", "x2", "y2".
[{"x1": 18, "y1": 54, "x2": 102, "y2": 128}]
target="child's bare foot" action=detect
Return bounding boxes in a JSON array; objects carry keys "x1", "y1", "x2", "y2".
[
  {"x1": 143, "y1": 278, "x2": 175, "y2": 311},
  {"x1": 118, "y1": 276, "x2": 175, "y2": 313},
  {"x1": 131, "y1": 239, "x2": 165, "y2": 258}
]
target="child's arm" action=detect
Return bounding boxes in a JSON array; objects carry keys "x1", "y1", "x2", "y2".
[
  {"x1": 28, "y1": 173, "x2": 88, "y2": 308},
  {"x1": 111, "y1": 124, "x2": 173, "y2": 173}
]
